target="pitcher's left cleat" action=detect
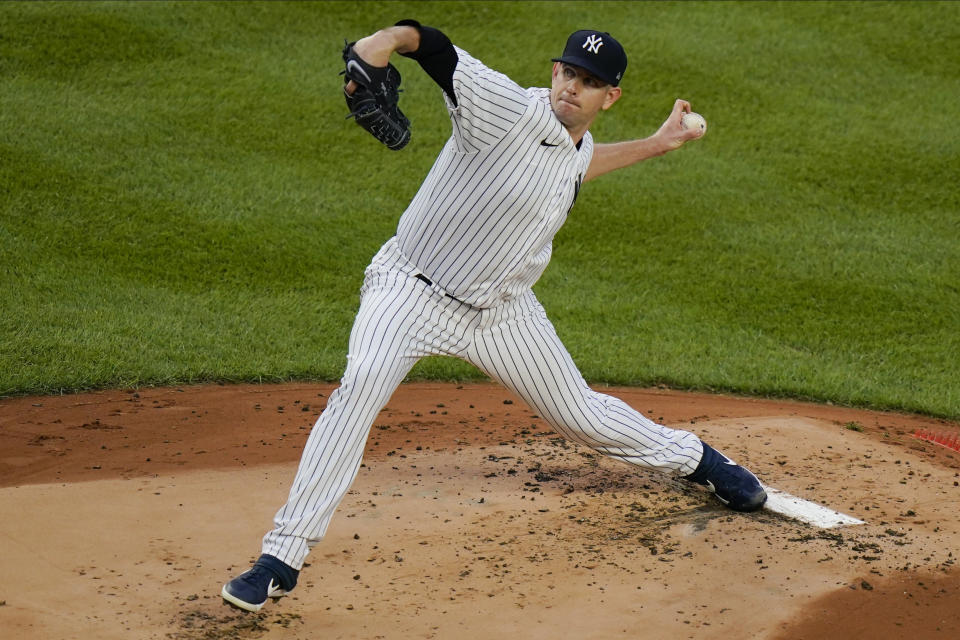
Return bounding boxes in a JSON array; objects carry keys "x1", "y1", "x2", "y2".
[
  {"x1": 684, "y1": 441, "x2": 767, "y2": 512},
  {"x1": 222, "y1": 554, "x2": 299, "y2": 612}
]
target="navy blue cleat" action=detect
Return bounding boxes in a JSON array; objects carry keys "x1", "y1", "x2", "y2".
[
  {"x1": 222, "y1": 554, "x2": 299, "y2": 612},
  {"x1": 684, "y1": 441, "x2": 767, "y2": 512}
]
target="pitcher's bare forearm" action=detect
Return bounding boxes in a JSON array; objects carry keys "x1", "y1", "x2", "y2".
[
  {"x1": 343, "y1": 26, "x2": 421, "y2": 96},
  {"x1": 585, "y1": 137, "x2": 672, "y2": 181},
  {"x1": 585, "y1": 98, "x2": 703, "y2": 181},
  {"x1": 352, "y1": 26, "x2": 421, "y2": 66}
]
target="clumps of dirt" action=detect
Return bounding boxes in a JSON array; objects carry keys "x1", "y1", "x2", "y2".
[
  {"x1": 454, "y1": 422, "x2": 953, "y2": 585},
  {"x1": 169, "y1": 607, "x2": 302, "y2": 639}
]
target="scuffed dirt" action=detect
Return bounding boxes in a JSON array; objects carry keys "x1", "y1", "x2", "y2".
[{"x1": 1, "y1": 382, "x2": 958, "y2": 639}]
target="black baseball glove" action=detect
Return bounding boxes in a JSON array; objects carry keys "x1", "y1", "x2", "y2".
[{"x1": 341, "y1": 41, "x2": 411, "y2": 150}]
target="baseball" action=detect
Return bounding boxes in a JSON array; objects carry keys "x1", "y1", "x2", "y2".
[{"x1": 681, "y1": 112, "x2": 707, "y2": 136}]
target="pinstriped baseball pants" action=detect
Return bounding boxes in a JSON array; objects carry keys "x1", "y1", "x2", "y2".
[{"x1": 262, "y1": 238, "x2": 703, "y2": 569}]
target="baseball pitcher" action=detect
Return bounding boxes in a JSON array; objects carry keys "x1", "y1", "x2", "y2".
[{"x1": 222, "y1": 20, "x2": 767, "y2": 612}]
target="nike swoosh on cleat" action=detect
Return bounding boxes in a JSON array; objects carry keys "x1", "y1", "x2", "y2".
[
  {"x1": 266, "y1": 578, "x2": 281, "y2": 597},
  {"x1": 540, "y1": 139, "x2": 560, "y2": 147},
  {"x1": 704, "y1": 480, "x2": 730, "y2": 504},
  {"x1": 346, "y1": 59, "x2": 372, "y2": 84}
]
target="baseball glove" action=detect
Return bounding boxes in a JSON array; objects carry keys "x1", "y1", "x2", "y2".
[{"x1": 341, "y1": 41, "x2": 411, "y2": 150}]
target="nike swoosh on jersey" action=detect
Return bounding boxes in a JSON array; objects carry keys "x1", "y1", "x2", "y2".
[{"x1": 540, "y1": 139, "x2": 561, "y2": 147}]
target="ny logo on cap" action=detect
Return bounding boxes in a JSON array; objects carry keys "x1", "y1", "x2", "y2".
[{"x1": 582, "y1": 34, "x2": 604, "y2": 54}]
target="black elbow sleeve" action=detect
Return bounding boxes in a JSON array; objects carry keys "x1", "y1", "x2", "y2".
[{"x1": 394, "y1": 19, "x2": 458, "y2": 106}]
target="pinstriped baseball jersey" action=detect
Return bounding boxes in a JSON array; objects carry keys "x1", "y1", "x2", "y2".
[
  {"x1": 219, "y1": 25, "x2": 767, "y2": 604},
  {"x1": 250, "y1": 26, "x2": 719, "y2": 575},
  {"x1": 396, "y1": 47, "x2": 592, "y2": 309}
]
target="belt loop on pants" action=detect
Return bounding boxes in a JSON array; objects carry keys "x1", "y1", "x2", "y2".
[{"x1": 414, "y1": 273, "x2": 464, "y2": 305}]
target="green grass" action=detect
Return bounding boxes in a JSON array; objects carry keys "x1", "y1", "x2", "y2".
[{"x1": 2, "y1": 1, "x2": 958, "y2": 418}]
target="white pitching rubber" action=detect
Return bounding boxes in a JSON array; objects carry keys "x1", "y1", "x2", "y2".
[{"x1": 761, "y1": 485, "x2": 865, "y2": 528}]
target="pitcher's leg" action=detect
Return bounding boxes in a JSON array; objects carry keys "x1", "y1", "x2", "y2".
[
  {"x1": 260, "y1": 283, "x2": 429, "y2": 569},
  {"x1": 467, "y1": 293, "x2": 702, "y2": 475},
  {"x1": 467, "y1": 293, "x2": 765, "y2": 510}
]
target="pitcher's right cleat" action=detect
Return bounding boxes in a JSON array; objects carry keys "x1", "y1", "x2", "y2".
[
  {"x1": 684, "y1": 441, "x2": 767, "y2": 512},
  {"x1": 221, "y1": 554, "x2": 299, "y2": 612}
]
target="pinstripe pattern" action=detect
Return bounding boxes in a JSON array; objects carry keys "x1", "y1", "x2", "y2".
[
  {"x1": 397, "y1": 47, "x2": 592, "y2": 309},
  {"x1": 468, "y1": 293, "x2": 701, "y2": 470},
  {"x1": 259, "y1": 44, "x2": 705, "y2": 569},
  {"x1": 262, "y1": 240, "x2": 702, "y2": 569}
]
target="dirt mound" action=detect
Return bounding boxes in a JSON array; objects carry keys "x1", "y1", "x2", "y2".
[{"x1": 1, "y1": 383, "x2": 958, "y2": 639}]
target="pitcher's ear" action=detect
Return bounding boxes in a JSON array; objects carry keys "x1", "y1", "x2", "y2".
[{"x1": 602, "y1": 86, "x2": 622, "y2": 111}]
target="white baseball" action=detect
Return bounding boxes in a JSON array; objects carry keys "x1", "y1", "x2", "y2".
[{"x1": 681, "y1": 112, "x2": 707, "y2": 136}]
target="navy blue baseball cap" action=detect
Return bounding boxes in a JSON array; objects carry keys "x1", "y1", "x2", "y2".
[{"x1": 552, "y1": 30, "x2": 627, "y2": 86}]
